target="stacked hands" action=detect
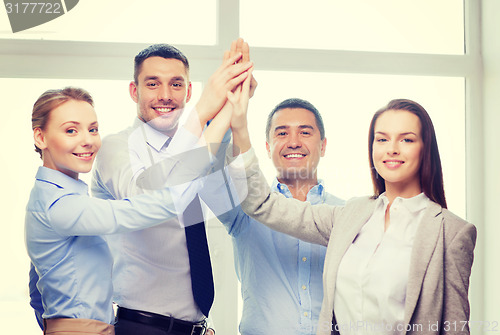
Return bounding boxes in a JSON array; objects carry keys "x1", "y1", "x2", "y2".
[
  {"x1": 25, "y1": 39, "x2": 258, "y2": 335},
  {"x1": 157, "y1": 38, "x2": 257, "y2": 335},
  {"x1": 148, "y1": 38, "x2": 256, "y2": 225},
  {"x1": 191, "y1": 38, "x2": 256, "y2": 153},
  {"x1": 26, "y1": 35, "x2": 478, "y2": 335}
]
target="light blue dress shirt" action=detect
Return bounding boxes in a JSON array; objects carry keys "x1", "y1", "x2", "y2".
[
  {"x1": 26, "y1": 166, "x2": 187, "y2": 324},
  {"x1": 218, "y1": 179, "x2": 344, "y2": 335}
]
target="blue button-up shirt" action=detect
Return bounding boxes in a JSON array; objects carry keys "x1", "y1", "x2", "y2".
[
  {"x1": 218, "y1": 179, "x2": 344, "y2": 335},
  {"x1": 26, "y1": 166, "x2": 186, "y2": 324}
]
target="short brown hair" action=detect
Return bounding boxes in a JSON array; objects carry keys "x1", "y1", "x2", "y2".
[
  {"x1": 134, "y1": 44, "x2": 189, "y2": 83},
  {"x1": 32, "y1": 87, "x2": 94, "y2": 158}
]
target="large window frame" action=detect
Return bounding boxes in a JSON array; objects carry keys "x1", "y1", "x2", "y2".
[{"x1": 0, "y1": 0, "x2": 486, "y2": 334}]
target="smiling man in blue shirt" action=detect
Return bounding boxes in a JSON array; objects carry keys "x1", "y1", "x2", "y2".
[{"x1": 218, "y1": 98, "x2": 344, "y2": 335}]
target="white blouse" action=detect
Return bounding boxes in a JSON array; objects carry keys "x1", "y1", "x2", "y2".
[{"x1": 334, "y1": 193, "x2": 430, "y2": 335}]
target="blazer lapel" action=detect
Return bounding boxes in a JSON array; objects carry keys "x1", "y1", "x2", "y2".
[{"x1": 403, "y1": 201, "x2": 443, "y2": 326}]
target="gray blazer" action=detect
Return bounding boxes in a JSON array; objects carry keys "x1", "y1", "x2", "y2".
[{"x1": 239, "y1": 151, "x2": 476, "y2": 335}]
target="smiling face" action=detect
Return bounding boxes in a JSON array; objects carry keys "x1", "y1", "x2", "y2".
[
  {"x1": 266, "y1": 108, "x2": 326, "y2": 183},
  {"x1": 130, "y1": 56, "x2": 192, "y2": 137},
  {"x1": 372, "y1": 109, "x2": 423, "y2": 197},
  {"x1": 34, "y1": 99, "x2": 101, "y2": 180}
]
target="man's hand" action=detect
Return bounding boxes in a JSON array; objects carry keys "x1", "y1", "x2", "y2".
[
  {"x1": 187, "y1": 38, "x2": 255, "y2": 146},
  {"x1": 196, "y1": 52, "x2": 253, "y2": 127},
  {"x1": 198, "y1": 41, "x2": 255, "y2": 151},
  {"x1": 228, "y1": 38, "x2": 257, "y2": 97}
]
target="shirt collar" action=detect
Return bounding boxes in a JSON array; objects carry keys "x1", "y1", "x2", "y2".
[
  {"x1": 271, "y1": 178, "x2": 325, "y2": 201},
  {"x1": 35, "y1": 166, "x2": 88, "y2": 195},
  {"x1": 134, "y1": 118, "x2": 172, "y2": 152},
  {"x1": 379, "y1": 192, "x2": 429, "y2": 213}
]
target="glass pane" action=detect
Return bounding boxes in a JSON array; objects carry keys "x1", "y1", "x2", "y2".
[
  {"x1": 0, "y1": 77, "x2": 202, "y2": 335},
  {"x1": 241, "y1": 0, "x2": 464, "y2": 55},
  {"x1": 248, "y1": 71, "x2": 466, "y2": 216},
  {"x1": 0, "y1": 0, "x2": 216, "y2": 45}
]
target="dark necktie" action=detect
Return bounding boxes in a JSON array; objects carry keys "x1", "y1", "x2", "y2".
[{"x1": 183, "y1": 195, "x2": 215, "y2": 317}]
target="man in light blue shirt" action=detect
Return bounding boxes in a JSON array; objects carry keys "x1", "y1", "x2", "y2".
[{"x1": 218, "y1": 98, "x2": 344, "y2": 335}]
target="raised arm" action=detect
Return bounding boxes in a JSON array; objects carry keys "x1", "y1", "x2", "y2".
[
  {"x1": 200, "y1": 38, "x2": 255, "y2": 153},
  {"x1": 214, "y1": 41, "x2": 336, "y2": 244},
  {"x1": 92, "y1": 49, "x2": 253, "y2": 200},
  {"x1": 191, "y1": 52, "x2": 253, "y2": 137},
  {"x1": 231, "y1": 150, "x2": 336, "y2": 246}
]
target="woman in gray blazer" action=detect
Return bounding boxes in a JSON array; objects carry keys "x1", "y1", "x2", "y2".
[{"x1": 231, "y1": 98, "x2": 476, "y2": 335}]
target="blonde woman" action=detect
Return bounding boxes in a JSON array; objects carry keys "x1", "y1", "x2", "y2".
[{"x1": 26, "y1": 84, "x2": 241, "y2": 335}]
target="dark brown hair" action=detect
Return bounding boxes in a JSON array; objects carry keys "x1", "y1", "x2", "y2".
[
  {"x1": 134, "y1": 44, "x2": 189, "y2": 83},
  {"x1": 368, "y1": 99, "x2": 447, "y2": 208},
  {"x1": 266, "y1": 98, "x2": 325, "y2": 141},
  {"x1": 32, "y1": 87, "x2": 94, "y2": 158}
]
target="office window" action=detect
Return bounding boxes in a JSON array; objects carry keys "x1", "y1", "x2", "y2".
[
  {"x1": 0, "y1": 0, "x2": 217, "y2": 45},
  {"x1": 241, "y1": 0, "x2": 464, "y2": 54},
  {"x1": 0, "y1": 1, "x2": 480, "y2": 333}
]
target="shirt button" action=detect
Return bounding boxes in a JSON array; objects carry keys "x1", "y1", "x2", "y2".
[
  {"x1": 304, "y1": 312, "x2": 308, "y2": 317},
  {"x1": 302, "y1": 257, "x2": 307, "y2": 262},
  {"x1": 302, "y1": 285, "x2": 307, "y2": 290}
]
